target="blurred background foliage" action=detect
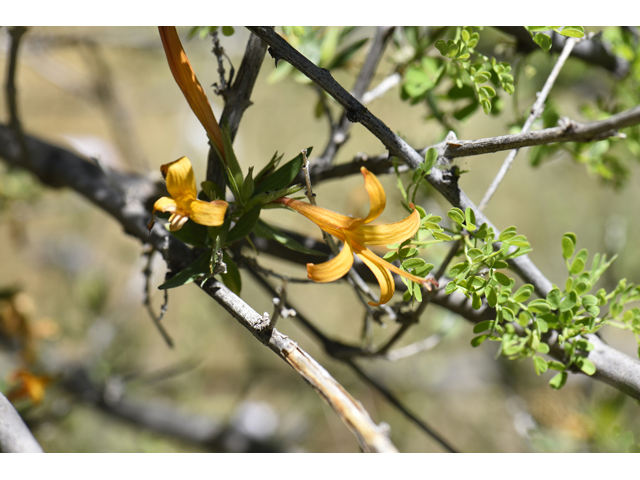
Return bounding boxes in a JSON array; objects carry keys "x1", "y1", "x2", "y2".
[{"x1": 1, "y1": 26, "x2": 640, "y2": 452}]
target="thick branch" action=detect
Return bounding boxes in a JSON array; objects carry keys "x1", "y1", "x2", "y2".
[{"x1": 0, "y1": 392, "x2": 44, "y2": 453}]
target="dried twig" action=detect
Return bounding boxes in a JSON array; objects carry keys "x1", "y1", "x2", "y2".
[{"x1": 142, "y1": 248, "x2": 173, "y2": 348}]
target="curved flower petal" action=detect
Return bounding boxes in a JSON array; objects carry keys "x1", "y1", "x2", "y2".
[
  {"x1": 355, "y1": 242, "x2": 428, "y2": 286},
  {"x1": 153, "y1": 196, "x2": 177, "y2": 215},
  {"x1": 360, "y1": 167, "x2": 386, "y2": 224},
  {"x1": 158, "y1": 27, "x2": 224, "y2": 155},
  {"x1": 357, "y1": 207, "x2": 421, "y2": 246},
  {"x1": 189, "y1": 199, "x2": 228, "y2": 227},
  {"x1": 161, "y1": 156, "x2": 198, "y2": 200},
  {"x1": 273, "y1": 197, "x2": 356, "y2": 240},
  {"x1": 307, "y1": 234, "x2": 354, "y2": 283},
  {"x1": 356, "y1": 249, "x2": 395, "y2": 307}
]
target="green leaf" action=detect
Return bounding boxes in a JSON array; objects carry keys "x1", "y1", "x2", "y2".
[
  {"x1": 326, "y1": 38, "x2": 369, "y2": 70},
  {"x1": 241, "y1": 166, "x2": 255, "y2": 199},
  {"x1": 559, "y1": 26, "x2": 585, "y2": 38},
  {"x1": 533, "y1": 32, "x2": 552, "y2": 52},
  {"x1": 218, "y1": 122, "x2": 245, "y2": 200},
  {"x1": 220, "y1": 251, "x2": 241, "y2": 295},
  {"x1": 471, "y1": 335, "x2": 488, "y2": 347},
  {"x1": 449, "y1": 262, "x2": 469, "y2": 278},
  {"x1": 431, "y1": 231, "x2": 453, "y2": 241},
  {"x1": 494, "y1": 272, "x2": 511, "y2": 286},
  {"x1": 435, "y1": 40, "x2": 448, "y2": 56},
  {"x1": 424, "y1": 148, "x2": 438, "y2": 174},
  {"x1": 513, "y1": 284, "x2": 534, "y2": 303},
  {"x1": 486, "y1": 286, "x2": 498, "y2": 307},
  {"x1": 253, "y1": 219, "x2": 326, "y2": 256},
  {"x1": 546, "y1": 288, "x2": 561, "y2": 310},
  {"x1": 549, "y1": 371, "x2": 568, "y2": 389},
  {"x1": 254, "y1": 147, "x2": 312, "y2": 195},
  {"x1": 533, "y1": 356, "x2": 548, "y2": 375},
  {"x1": 479, "y1": 85, "x2": 496, "y2": 98},
  {"x1": 499, "y1": 226, "x2": 518, "y2": 242},
  {"x1": 472, "y1": 292, "x2": 482, "y2": 310},
  {"x1": 221, "y1": 26, "x2": 235, "y2": 36},
  {"x1": 562, "y1": 233, "x2": 576, "y2": 259},
  {"x1": 158, "y1": 251, "x2": 211, "y2": 290},
  {"x1": 465, "y1": 207, "x2": 476, "y2": 231},
  {"x1": 528, "y1": 299, "x2": 551, "y2": 314},
  {"x1": 547, "y1": 360, "x2": 566, "y2": 371},
  {"x1": 473, "y1": 320, "x2": 494, "y2": 334},
  {"x1": 559, "y1": 291, "x2": 578, "y2": 312},
  {"x1": 575, "y1": 357, "x2": 596, "y2": 376},
  {"x1": 226, "y1": 206, "x2": 262, "y2": 244},
  {"x1": 447, "y1": 207, "x2": 465, "y2": 225}
]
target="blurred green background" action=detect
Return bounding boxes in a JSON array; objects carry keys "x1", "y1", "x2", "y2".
[{"x1": 1, "y1": 26, "x2": 639, "y2": 452}]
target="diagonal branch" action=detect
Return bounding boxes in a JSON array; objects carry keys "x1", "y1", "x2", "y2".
[
  {"x1": 0, "y1": 126, "x2": 397, "y2": 453},
  {"x1": 0, "y1": 391, "x2": 44, "y2": 453}
]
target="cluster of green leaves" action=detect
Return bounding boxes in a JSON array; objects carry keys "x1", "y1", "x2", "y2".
[
  {"x1": 401, "y1": 26, "x2": 514, "y2": 119},
  {"x1": 524, "y1": 26, "x2": 586, "y2": 52},
  {"x1": 466, "y1": 231, "x2": 639, "y2": 390},
  {"x1": 268, "y1": 27, "x2": 368, "y2": 84},
  {"x1": 157, "y1": 127, "x2": 324, "y2": 294}
]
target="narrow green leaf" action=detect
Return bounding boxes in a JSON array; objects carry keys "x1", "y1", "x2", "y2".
[
  {"x1": 465, "y1": 207, "x2": 476, "y2": 231},
  {"x1": 220, "y1": 251, "x2": 242, "y2": 295},
  {"x1": 254, "y1": 147, "x2": 312, "y2": 195},
  {"x1": 158, "y1": 251, "x2": 211, "y2": 290},
  {"x1": 499, "y1": 226, "x2": 518, "y2": 242},
  {"x1": 226, "y1": 206, "x2": 262, "y2": 244},
  {"x1": 253, "y1": 219, "x2": 326, "y2": 256},
  {"x1": 424, "y1": 147, "x2": 438, "y2": 173},
  {"x1": 486, "y1": 286, "x2": 498, "y2": 307},
  {"x1": 559, "y1": 26, "x2": 585, "y2": 38},
  {"x1": 471, "y1": 335, "x2": 488, "y2": 347}
]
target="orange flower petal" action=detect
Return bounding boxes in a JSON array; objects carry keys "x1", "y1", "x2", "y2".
[
  {"x1": 360, "y1": 167, "x2": 386, "y2": 224},
  {"x1": 158, "y1": 27, "x2": 224, "y2": 156},
  {"x1": 356, "y1": 250, "x2": 395, "y2": 306},
  {"x1": 273, "y1": 197, "x2": 356, "y2": 240},
  {"x1": 355, "y1": 242, "x2": 427, "y2": 286},
  {"x1": 189, "y1": 199, "x2": 228, "y2": 227},
  {"x1": 307, "y1": 235, "x2": 354, "y2": 282},
  {"x1": 153, "y1": 196, "x2": 177, "y2": 215},
  {"x1": 161, "y1": 156, "x2": 198, "y2": 201},
  {"x1": 357, "y1": 208, "x2": 421, "y2": 246}
]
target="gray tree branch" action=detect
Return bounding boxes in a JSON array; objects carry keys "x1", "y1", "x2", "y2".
[
  {"x1": 0, "y1": 125, "x2": 397, "y2": 453},
  {"x1": 0, "y1": 391, "x2": 44, "y2": 453}
]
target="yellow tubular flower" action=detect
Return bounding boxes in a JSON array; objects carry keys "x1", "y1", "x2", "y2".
[
  {"x1": 158, "y1": 26, "x2": 225, "y2": 159},
  {"x1": 150, "y1": 156, "x2": 227, "y2": 231},
  {"x1": 273, "y1": 167, "x2": 437, "y2": 306}
]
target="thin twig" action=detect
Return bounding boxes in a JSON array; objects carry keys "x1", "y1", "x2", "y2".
[
  {"x1": 478, "y1": 37, "x2": 578, "y2": 211},
  {"x1": 5, "y1": 26, "x2": 30, "y2": 166},
  {"x1": 246, "y1": 264, "x2": 455, "y2": 451},
  {"x1": 362, "y1": 73, "x2": 401, "y2": 105},
  {"x1": 142, "y1": 248, "x2": 174, "y2": 348}
]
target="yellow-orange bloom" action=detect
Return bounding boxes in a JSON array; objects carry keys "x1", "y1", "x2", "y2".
[
  {"x1": 273, "y1": 167, "x2": 436, "y2": 306},
  {"x1": 159, "y1": 26, "x2": 225, "y2": 158},
  {"x1": 150, "y1": 156, "x2": 227, "y2": 231},
  {"x1": 6, "y1": 369, "x2": 51, "y2": 405}
]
